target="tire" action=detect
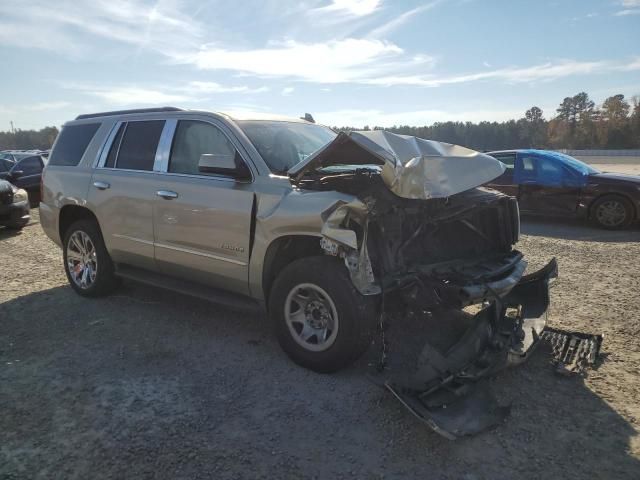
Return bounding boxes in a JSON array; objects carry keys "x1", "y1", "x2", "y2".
[
  {"x1": 5, "y1": 221, "x2": 27, "y2": 230},
  {"x1": 268, "y1": 256, "x2": 378, "y2": 373},
  {"x1": 591, "y1": 194, "x2": 634, "y2": 230},
  {"x1": 62, "y1": 219, "x2": 119, "y2": 297}
]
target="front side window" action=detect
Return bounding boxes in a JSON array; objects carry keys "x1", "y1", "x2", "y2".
[
  {"x1": 169, "y1": 120, "x2": 248, "y2": 177},
  {"x1": 16, "y1": 156, "x2": 42, "y2": 175},
  {"x1": 238, "y1": 121, "x2": 336, "y2": 174},
  {"x1": 114, "y1": 120, "x2": 165, "y2": 171},
  {"x1": 491, "y1": 152, "x2": 516, "y2": 169}
]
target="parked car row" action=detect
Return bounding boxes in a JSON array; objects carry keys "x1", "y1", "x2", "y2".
[
  {"x1": 0, "y1": 150, "x2": 48, "y2": 205},
  {"x1": 486, "y1": 149, "x2": 640, "y2": 229}
]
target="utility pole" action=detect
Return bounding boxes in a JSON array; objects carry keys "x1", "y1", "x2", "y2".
[{"x1": 10, "y1": 121, "x2": 15, "y2": 133}]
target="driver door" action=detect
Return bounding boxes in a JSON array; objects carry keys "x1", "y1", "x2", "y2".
[
  {"x1": 516, "y1": 153, "x2": 581, "y2": 216},
  {"x1": 153, "y1": 118, "x2": 256, "y2": 295}
]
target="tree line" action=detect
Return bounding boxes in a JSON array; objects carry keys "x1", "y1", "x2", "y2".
[
  {"x1": 0, "y1": 126, "x2": 59, "y2": 151},
  {"x1": 335, "y1": 92, "x2": 640, "y2": 151},
  {"x1": 1, "y1": 92, "x2": 639, "y2": 152}
]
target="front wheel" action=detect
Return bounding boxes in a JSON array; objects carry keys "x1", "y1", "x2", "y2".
[
  {"x1": 269, "y1": 256, "x2": 378, "y2": 373},
  {"x1": 591, "y1": 195, "x2": 634, "y2": 230}
]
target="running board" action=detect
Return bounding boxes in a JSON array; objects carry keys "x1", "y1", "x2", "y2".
[{"x1": 115, "y1": 265, "x2": 261, "y2": 313}]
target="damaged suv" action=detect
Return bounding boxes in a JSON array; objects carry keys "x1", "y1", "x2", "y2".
[{"x1": 41, "y1": 108, "x2": 557, "y2": 437}]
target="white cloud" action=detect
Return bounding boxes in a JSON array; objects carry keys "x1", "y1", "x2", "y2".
[
  {"x1": 180, "y1": 38, "x2": 434, "y2": 83},
  {"x1": 26, "y1": 102, "x2": 72, "y2": 112},
  {"x1": 315, "y1": 107, "x2": 532, "y2": 127},
  {"x1": 312, "y1": 0, "x2": 382, "y2": 17},
  {"x1": 368, "y1": 1, "x2": 441, "y2": 38},
  {"x1": 86, "y1": 87, "x2": 193, "y2": 105},
  {"x1": 622, "y1": 0, "x2": 640, "y2": 6},
  {"x1": 281, "y1": 87, "x2": 295, "y2": 96},
  {"x1": 363, "y1": 59, "x2": 640, "y2": 87},
  {"x1": 65, "y1": 80, "x2": 269, "y2": 106},
  {"x1": 0, "y1": 0, "x2": 202, "y2": 58},
  {"x1": 614, "y1": 8, "x2": 640, "y2": 15},
  {"x1": 185, "y1": 81, "x2": 269, "y2": 94}
]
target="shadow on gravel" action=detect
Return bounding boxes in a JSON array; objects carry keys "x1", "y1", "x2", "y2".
[
  {"x1": 1, "y1": 283, "x2": 639, "y2": 479},
  {"x1": 521, "y1": 215, "x2": 640, "y2": 242}
]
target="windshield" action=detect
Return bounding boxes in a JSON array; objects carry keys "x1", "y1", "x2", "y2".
[
  {"x1": 238, "y1": 121, "x2": 336, "y2": 175},
  {"x1": 554, "y1": 152, "x2": 601, "y2": 175}
]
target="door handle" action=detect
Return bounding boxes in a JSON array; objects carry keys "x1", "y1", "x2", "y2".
[
  {"x1": 93, "y1": 181, "x2": 110, "y2": 190},
  {"x1": 157, "y1": 190, "x2": 178, "y2": 199}
]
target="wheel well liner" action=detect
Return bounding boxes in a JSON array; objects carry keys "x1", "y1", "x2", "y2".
[
  {"x1": 262, "y1": 235, "x2": 323, "y2": 302},
  {"x1": 58, "y1": 205, "x2": 99, "y2": 243}
]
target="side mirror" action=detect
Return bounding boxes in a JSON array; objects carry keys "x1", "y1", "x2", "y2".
[
  {"x1": 11, "y1": 170, "x2": 24, "y2": 179},
  {"x1": 198, "y1": 152, "x2": 251, "y2": 181}
]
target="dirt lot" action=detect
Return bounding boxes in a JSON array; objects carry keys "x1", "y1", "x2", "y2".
[{"x1": 2, "y1": 198, "x2": 640, "y2": 478}]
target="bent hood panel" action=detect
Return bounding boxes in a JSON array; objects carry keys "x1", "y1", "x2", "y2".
[{"x1": 289, "y1": 130, "x2": 506, "y2": 199}]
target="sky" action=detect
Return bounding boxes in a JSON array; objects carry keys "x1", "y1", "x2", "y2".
[{"x1": 0, "y1": 0, "x2": 639, "y2": 130}]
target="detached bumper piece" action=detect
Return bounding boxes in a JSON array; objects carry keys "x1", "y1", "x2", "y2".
[
  {"x1": 542, "y1": 327, "x2": 603, "y2": 375},
  {"x1": 380, "y1": 258, "x2": 558, "y2": 440}
]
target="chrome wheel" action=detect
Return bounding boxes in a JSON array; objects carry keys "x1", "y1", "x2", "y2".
[
  {"x1": 66, "y1": 230, "x2": 98, "y2": 289},
  {"x1": 284, "y1": 283, "x2": 339, "y2": 352},
  {"x1": 596, "y1": 200, "x2": 627, "y2": 227}
]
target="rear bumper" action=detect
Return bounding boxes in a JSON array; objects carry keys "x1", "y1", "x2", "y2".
[
  {"x1": 39, "y1": 202, "x2": 61, "y2": 247},
  {"x1": 0, "y1": 200, "x2": 30, "y2": 226},
  {"x1": 381, "y1": 258, "x2": 558, "y2": 439}
]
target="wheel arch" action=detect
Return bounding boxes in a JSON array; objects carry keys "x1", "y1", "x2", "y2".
[
  {"x1": 261, "y1": 234, "x2": 324, "y2": 304},
  {"x1": 58, "y1": 205, "x2": 100, "y2": 244}
]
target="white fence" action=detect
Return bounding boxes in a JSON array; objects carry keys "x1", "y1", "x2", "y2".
[{"x1": 556, "y1": 150, "x2": 640, "y2": 165}]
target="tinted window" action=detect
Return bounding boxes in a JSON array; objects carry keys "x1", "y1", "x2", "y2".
[
  {"x1": 169, "y1": 120, "x2": 247, "y2": 177},
  {"x1": 49, "y1": 123, "x2": 100, "y2": 166},
  {"x1": 17, "y1": 156, "x2": 42, "y2": 175},
  {"x1": 491, "y1": 153, "x2": 516, "y2": 168},
  {"x1": 115, "y1": 120, "x2": 164, "y2": 171},
  {"x1": 105, "y1": 123, "x2": 126, "y2": 168},
  {"x1": 0, "y1": 158, "x2": 13, "y2": 172}
]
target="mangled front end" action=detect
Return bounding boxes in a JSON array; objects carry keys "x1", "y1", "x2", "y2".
[{"x1": 292, "y1": 131, "x2": 558, "y2": 439}]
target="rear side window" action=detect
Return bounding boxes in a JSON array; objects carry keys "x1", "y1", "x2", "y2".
[
  {"x1": 49, "y1": 123, "x2": 100, "y2": 166},
  {"x1": 114, "y1": 120, "x2": 164, "y2": 171}
]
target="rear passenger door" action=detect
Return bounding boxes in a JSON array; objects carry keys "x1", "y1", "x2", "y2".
[
  {"x1": 152, "y1": 118, "x2": 255, "y2": 295},
  {"x1": 88, "y1": 119, "x2": 166, "y2": 271}
]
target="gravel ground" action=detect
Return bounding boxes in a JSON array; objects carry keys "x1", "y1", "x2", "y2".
[{"x1": 1, "y1": 207, "x2": 639, "y2": 479}]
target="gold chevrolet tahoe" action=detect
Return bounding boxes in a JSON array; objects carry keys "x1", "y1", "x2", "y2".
[{"x1": 40, "y1": 107, "x2": 557, "y2": 438}]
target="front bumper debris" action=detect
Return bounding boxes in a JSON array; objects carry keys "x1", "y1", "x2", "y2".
[
  {"x1": 542, "y1": 327, "x2": 603, "y2": 375},
  {"x1": 376, "y1": 258, "x2": 559, "y2": 440}
]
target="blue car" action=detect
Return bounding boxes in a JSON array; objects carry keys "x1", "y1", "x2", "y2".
[{"x1": 486, "y1": 149, "x2": 640, "y2": 229}]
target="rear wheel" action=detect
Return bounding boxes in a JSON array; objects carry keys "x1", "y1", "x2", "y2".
[
  {"x1": 63, "y1": 219, "x2": 119, "y2": 297},
  {"x1": 591, "y1": 195, "x2": 634, "y2": 229},
  {"x1": 269, "y1": 256, "x2": 377, "y2": 373}
]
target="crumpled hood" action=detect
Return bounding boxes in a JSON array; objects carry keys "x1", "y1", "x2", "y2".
[{"x1": 289, "y1": 130, "x2": 505, "y2": 200}]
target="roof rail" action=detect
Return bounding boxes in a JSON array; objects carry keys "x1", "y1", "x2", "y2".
[{"x1": 75, "y1": 107, "x2": 183, "y2": 120}]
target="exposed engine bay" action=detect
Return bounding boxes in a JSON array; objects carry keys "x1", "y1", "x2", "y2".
[{"x1": 290, "y1": 130, "x2": 601, "y2": 439}]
